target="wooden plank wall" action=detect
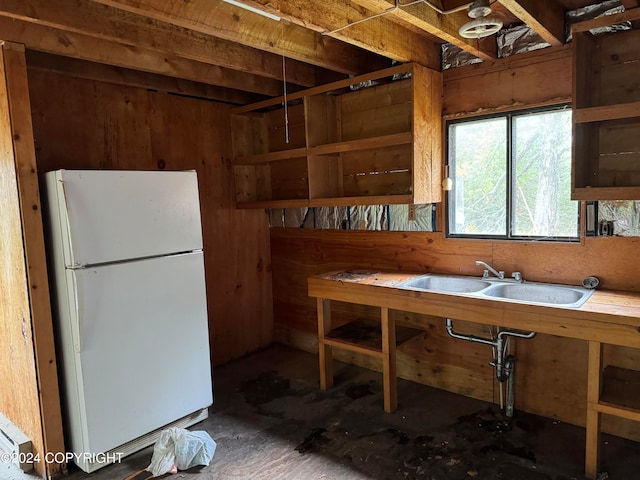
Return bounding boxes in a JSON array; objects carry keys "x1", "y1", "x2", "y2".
[
  {"x1": 26, "y1": 67, "x2": 274, "y2": 366},
  {"x1": 271, "y1": 45, "x2": 640, "y2": 441}
]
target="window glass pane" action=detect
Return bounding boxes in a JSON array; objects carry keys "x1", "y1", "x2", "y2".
[
  {"x1": 512, "y1": 110, "x2": 577, "y2": 237},
  {"x1": 449, "y1": 118, "x2": 507, "y2": 235}
]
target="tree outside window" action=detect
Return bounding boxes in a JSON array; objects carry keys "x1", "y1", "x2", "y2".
[{"x1": 447, "y1": 107, "x2": 579, "y2": 240}]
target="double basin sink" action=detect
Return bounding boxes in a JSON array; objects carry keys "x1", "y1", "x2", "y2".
[{"x1": 395, "y1": 274, "x2": 594, "y2": 308}]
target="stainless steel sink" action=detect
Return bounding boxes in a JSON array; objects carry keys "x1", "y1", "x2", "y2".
[
  {"x1": 397, "y1": 275, "x2": 491, "y2": 293},
  {"x1": 396, "y1": 274, "x2": 594, "y2": 308},
  {"x1": 482, "y1": 283, "x2": 594, "y2": 308}
]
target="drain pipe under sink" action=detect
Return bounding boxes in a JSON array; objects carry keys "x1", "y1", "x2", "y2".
[{"x1": 445, "y1": 318, "x2": 536, "y2": 417}]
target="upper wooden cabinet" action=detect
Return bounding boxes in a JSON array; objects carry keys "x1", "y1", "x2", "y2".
[
  {"x1": 572, "y1": 26, "x2": 640, "y2": 200},
  {"x1": 230, "y1": 63, "x2": 443, "y2": 208}
]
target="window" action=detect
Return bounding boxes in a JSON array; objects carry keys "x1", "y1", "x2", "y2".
[{"x1": 446, "y1": 107, "x2": 579, "y2": 241}]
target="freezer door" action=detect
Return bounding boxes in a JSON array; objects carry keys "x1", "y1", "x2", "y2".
[
  {"x1": 63, "y1": 252, "x2": 212, "y2": 455},
  {"x1": 45, "y1": 170, "x2": 203, "y2": 266}
]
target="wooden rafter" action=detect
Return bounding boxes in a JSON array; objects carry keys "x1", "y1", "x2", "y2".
[
  {"x1": 498, "y1": 0, "x2": 565, "y2": 46},
  {"x1": 26, "y1": 51, "x2": 264, "y2": 105},
  {"x1": 89, "y1": 0, "x2": 391, "y2": 75},
  {"x1": 0, "y1": 0, "x2": 328, "y2": 87},
  {"x1": 442, "y1": 0, "x2": 472, "y2": 9},
  {"x1": 0, "y1": 17, "x2": 285, "y2": 96},
  {"x1": 348, "y1": 0, "x2": 497, "y2": 60},
  {"x1": 216, "y1": 0, "x2": 441, "y2": 69},
  {"x1": 621, "y1": 0, "x2": 640, "y2": 28}
]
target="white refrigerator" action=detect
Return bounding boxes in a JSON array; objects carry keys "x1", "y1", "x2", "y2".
[{"x1": 42, "y1": 169, "x2": 213, "y2": 473}]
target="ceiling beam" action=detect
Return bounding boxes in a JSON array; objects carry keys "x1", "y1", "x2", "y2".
[
  {"x1": 498, "y1": 0, "x2": 565, "y2": 46},
  {"x1": 0, "y1": 17, "x2": 285, "y2": 96},
  {"x1": 26, "y1": 51, "x2": 264, "y2": 105},
  {"x1": 0, "y1": 0, "x2": 327, "y2": 87},
  {"x1": 220, "y1": 0, "x2": 442, "y2": 69},
  {"x1": 621, "y1": 0, "x2": 640, "y2": 28},
  {"x1": 348, "y1": 0, "x2": 497, "y2": 60},
  {"x1": 90, "y1": 0, "x2": 390, "y2": 75},
  {"x1": 442, "y1": 0, "x2": 472, "y2": 10}
]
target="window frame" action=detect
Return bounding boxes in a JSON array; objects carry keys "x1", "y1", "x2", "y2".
[{"x1": 445, "y1": 105, "x2": 580, "y2": 242}]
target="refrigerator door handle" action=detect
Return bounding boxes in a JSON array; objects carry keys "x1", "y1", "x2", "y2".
[
  {"x1": 70, "y1": 270, "x2": 82, "y2": 353},
  {"x1": 59, "y1": 179, "x2": 79, "y2": 268}
]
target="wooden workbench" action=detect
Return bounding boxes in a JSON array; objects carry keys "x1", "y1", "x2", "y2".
[{"x1": 308, "y1": 269, "x2": 640, "y2": 480}]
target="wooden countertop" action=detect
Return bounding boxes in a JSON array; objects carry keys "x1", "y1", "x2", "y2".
[{"x1": 308, "y1": 269, "x2": 640, "y2": 349}]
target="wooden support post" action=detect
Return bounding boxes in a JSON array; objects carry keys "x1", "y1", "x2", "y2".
[
  {"x1": 381, "y1": 307, "x2": 397, "y2": 413},
  {"x1": 585, "y1": 340, "x2": 603, "y2": 480},
  {"x1": 0, "y1": 41, "x2": 65, "y2": 478},
  {"x1": 317, "y1": 298, "x2": 333, "y2": 390},
  {"x1": 314, "y1": 298, "x2": 403, "y2": 412}
]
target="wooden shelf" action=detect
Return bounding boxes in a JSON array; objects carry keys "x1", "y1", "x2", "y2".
[
  {"x1": 326, "y1": 318, "x2": 423, "y2": 353},
  {"x1": 233, "y1": 194, "x2": 416, "y2": 209},
  {"x1": 230, "y1": 63, "x2": 442, "y2": 208},
  {"x1": 599, "y1": 365, "x2": 640, "y2": 413},
  {"x1": 572, "y1": 28, "x2": 640, "y2": 200},
  {"x1": 235, "y1": 132, "x2": 413, "y2": 165},
  {"x1": 309, "y1": 194, "x2": 415, "y2": 207},
  {"x1": 234, "y1": 147, "x2": 308, "y2": 165},
  {"x1": 307, "y1": 132, "x2": 412, "y2": 155},
  {"x1": 574, "y1": 102, "x2": 640, "y2": 124}
]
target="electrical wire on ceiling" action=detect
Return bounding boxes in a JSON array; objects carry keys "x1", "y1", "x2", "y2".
[
  {"x1": 323, "y1": 0, "x2": 425, "y2": 35},
  {"x1": 322, "y1": 0, "x2": 502, "y2": 39}
]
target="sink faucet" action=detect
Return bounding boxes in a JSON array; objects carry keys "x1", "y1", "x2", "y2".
[
  {"x1": 475, "y1": 261, "x2": 523, "y2": 282},
  {"x1": 475, "y1": 260, "x2": 504, "y2": 280}
]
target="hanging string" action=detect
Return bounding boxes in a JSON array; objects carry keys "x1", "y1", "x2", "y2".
[
  {"x1": 282, "y1": 54, "x2": 289, "y2": 144},
  {"x1": 281, "y1": 21, "x2": 289, "y2": 144}
]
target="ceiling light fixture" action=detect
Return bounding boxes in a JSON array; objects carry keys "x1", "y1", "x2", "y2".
[
  {"x1": 458, "y1": 0, "x2": 502, "y2": 38},
  {"x1": 223, "y1": 0, "x2": 281, "y2": 21}
]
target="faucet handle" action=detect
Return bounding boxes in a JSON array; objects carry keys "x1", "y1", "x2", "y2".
[{"x1": 511, "y1": 271, "x2": 522, "y2": 282}]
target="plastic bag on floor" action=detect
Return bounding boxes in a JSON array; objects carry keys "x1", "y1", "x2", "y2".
[{"x1": 147, "y1": 427, "x2": 216, "y2": 476}]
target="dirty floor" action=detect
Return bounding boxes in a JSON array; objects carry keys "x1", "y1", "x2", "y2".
[{"x1": 4, "y1": 345, "x2": 640, "y2": 480}]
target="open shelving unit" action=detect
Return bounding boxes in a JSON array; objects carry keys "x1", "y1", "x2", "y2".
[
  {"x1": 572, "y1": 18, "x2": 640, "y2": 200},
  {"x1": 316, "y1": 300, "x2": 423, "y2": 413},
  {"x1": 571, "y1": 14, "x2": 640, "y2": 477},
  {"x1": 586, "y1": 342, "x2": 640, "y2": 478},
  {"x1": 230, "y1": 63, "x2": 442, "y2": 208}
]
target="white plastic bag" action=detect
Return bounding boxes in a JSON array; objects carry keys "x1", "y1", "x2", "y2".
[{"x1": 147, "y1": 427, "x2": 216, "y2": 476}]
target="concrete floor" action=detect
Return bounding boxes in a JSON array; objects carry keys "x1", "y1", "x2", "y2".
[{"x1": 4, "y1": 345, "x2": 640, "y2": 480}]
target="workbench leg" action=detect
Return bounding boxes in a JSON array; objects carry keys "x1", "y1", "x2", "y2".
[
  {"x1": 317, "y1": 298, "x2": 333, "y2": 391},
  {"x1": 381, "y1": 307, "x2": 397, "y2": 413},
  {"x1": 585, "y1": 341, "x2": 603, "y2": 480}
]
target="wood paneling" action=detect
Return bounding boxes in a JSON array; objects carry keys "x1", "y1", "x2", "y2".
[
  {"x1": 27, "y1": 67, "x2": 273, "y2": 368},
  {"x1": 443, "y1": 46, "x2": 573, "y2": 118},
  {"x1": 271, "y1": 228, "x2": 640, "y2": 440}
]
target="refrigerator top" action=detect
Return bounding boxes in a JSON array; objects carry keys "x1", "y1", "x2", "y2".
[{"x1": 44, "y1": 170, "x2": 204, "y2": 267}]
